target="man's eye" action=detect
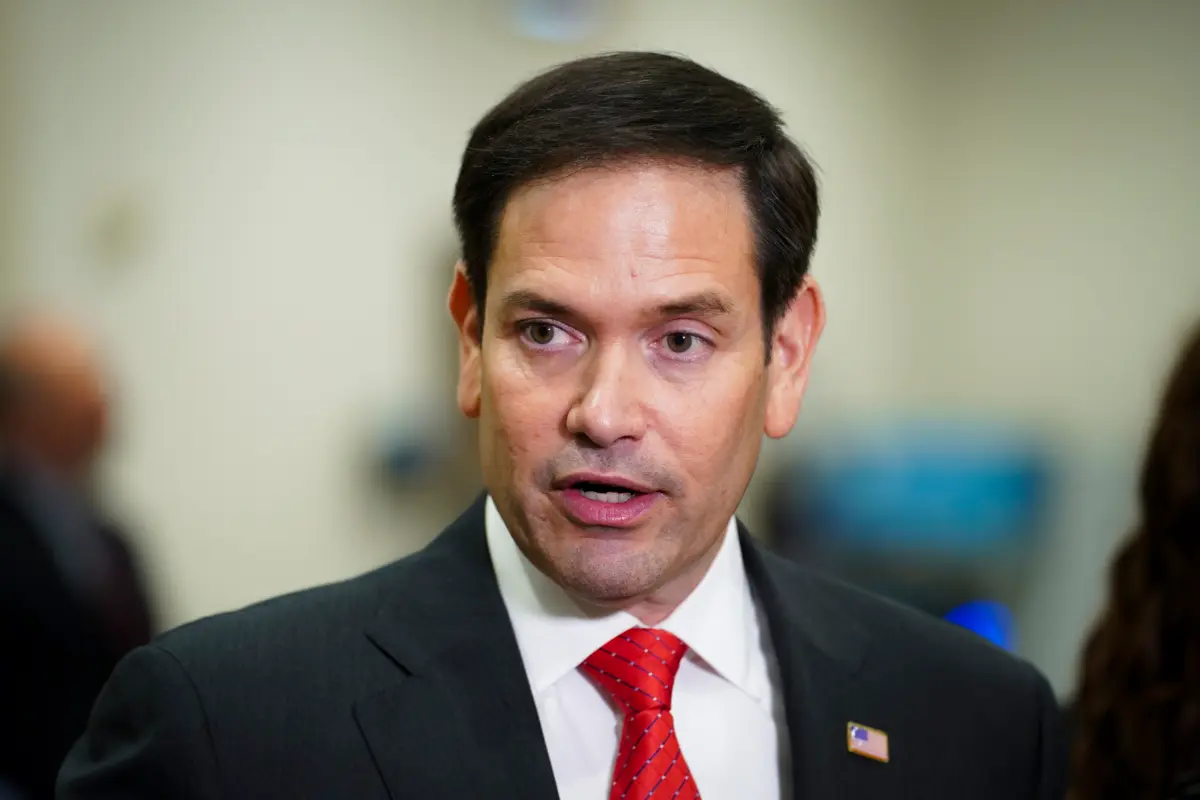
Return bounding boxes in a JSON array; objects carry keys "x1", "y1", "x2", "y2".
[
  {"x1": 522, "y1": 322, "x2": 560, "y2": 346},
  {"x1": 664, "y1": 332, "x2": 698, "y2": 353}
]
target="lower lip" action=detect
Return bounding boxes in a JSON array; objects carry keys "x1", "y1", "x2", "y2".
[{"x1": 559, "y1": 488, "x2": 662, "y2": 528}]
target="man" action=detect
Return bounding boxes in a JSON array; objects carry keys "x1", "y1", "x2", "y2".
[
  {"x1": 59, "y1": 53, "x2": 1065, "y2": 799},
  {"x1": 0, "y1": 315, "x2": 154, "y2": 800}
]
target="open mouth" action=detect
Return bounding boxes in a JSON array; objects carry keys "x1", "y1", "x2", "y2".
[
  {"x1": 570, "y1": 480, "x2": 645, "y2": 504},
  {"x1": 557, "y1": 475, "x2": 661, "y2": 527}
]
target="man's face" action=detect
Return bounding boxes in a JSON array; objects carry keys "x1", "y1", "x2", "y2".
[{"x1": 450, "y1": 163, "x2": 822, "y2": 614}]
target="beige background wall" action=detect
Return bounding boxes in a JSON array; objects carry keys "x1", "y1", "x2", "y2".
[{"x1": 5, "y1": 1, "x2": 1198, "y2": 694}]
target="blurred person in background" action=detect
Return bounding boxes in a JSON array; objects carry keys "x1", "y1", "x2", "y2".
[
  {"x1": 0, "y1": 314, "x2": 154, "y2": 800},
  {"x1": 1070, "y1": 320, "x2": 1200, "y2": 800},
  {"x1": 60, "y1": 52, "x2": 1063, "y2": 799}
]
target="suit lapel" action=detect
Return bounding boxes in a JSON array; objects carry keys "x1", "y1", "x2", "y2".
[
  {"x1": 355, "y1": 497, "x2": 560, "y2": 800},
  {"x1": 741, "y1": 528, "x2": 906, "y2": 799}
]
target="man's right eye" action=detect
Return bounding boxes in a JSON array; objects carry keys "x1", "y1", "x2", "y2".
[{"x1": 520, "y1": 321, "x2": 562, "y2": 347}]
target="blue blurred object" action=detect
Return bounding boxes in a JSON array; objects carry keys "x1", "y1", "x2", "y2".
[
  {"x1": 944, "y1": 600, "x2": 1017, "y2": 652},
  {"x1": 510, "y1": 0, "x2": 605, "y2": 42},
  {"x1": 792, "y1": 421, "x2": 1051, "y2": 558},
  {"x1": 378, "y1": 432, "x2": 441, "y2": 481}
]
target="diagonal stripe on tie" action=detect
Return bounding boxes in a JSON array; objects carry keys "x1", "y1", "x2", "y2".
[{"x1": 599, "y1": 647, "x2": 672, "y2": 689}]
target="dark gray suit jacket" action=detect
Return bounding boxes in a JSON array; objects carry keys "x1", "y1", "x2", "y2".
[{"x1": 58, "y1": 496, "x2": 1065, "y2": 799}]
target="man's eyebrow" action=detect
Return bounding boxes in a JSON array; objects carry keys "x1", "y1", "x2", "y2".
[
  {"x1": 655, "y1": 291, "x2": 735, "y2": 318},
  {"x1": 496, "y1": 289, "x2": 574, "y2": 317},
  {"x1": 495, "y1": 289, "x2": 736, "y2": 321}
]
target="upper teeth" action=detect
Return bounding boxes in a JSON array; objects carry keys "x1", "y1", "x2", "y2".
[{"x1": 581, "y1": 489, "x2": 634, "y2": 503}]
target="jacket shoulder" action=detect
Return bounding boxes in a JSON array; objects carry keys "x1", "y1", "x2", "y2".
[
  {"x1": 766, "y1": 553, "x2": 1064, "y2": 794},
  {"x1": 152, "y1": 548, "x2": 428, "y2": 674},
  {"x1": 153, "y1": 497, "x2": 489, "y2": 680},
  {"x1": 766, "y1": 549, "x2": 1045, "y2": 693}
]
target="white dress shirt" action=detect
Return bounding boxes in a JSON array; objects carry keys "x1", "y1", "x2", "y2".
[{"x1": 485, "y1": 497, "x2": 789, "y2": 800}]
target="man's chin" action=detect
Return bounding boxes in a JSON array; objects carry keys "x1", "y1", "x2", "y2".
[
  {"x1": 550, "y1": 546, "x2": 667, "y2": 604},
  {"x1": 561, "y1": 576, "x2": 658, "y2": 612}
]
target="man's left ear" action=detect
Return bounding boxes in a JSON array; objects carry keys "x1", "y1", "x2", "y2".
[{"x1": 764, "y1": 277, "x2": 825, "y2": 439}]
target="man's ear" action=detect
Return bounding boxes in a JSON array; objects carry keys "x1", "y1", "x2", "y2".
[
  {"x1": 447, "y1": 263, "x2": 482, "y2": 419},
  {"x1": 764, "y1": 277, "x2": 825, "y2": 439}
]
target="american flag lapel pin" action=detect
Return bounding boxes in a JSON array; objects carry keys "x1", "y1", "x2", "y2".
[{"x1": 847, "y1": 722, "x2": 889, "y2": 763}]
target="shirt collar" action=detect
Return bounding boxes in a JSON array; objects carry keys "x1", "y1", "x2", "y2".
[{"x1": 485, "y1": 496, "x2": 763, "y2": 702}]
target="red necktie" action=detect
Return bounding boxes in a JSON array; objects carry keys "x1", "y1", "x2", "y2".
[{"x1": 582, "y1": 628, "x2": 702, "y2": 800}]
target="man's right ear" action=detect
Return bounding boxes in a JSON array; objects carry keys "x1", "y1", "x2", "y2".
[{"x1": 447, "y1": 264, "x2": 482, "y2": 418}]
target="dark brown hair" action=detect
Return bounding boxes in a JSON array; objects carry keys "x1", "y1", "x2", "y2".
[
  {"x1": 1071, "y1": 319, "x2": 1200, "y2": 799},
  {"x1": 451, "y1": 51, "x2": 820, "y2": 341}
]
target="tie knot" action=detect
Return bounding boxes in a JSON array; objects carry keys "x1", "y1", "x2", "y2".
[{"x1": 582, "y1": 628, "x2": 688, "y2": 714}]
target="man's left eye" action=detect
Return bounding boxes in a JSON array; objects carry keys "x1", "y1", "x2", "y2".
[{"x1": 664, "y1": 333, "x2": 699, "y2": 354}]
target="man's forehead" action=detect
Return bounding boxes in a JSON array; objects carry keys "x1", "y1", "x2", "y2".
[
  {"x1": 497, "y1": 164, "x2": 752, "y2": 258},
  {"x1": 491, "y1": 163, "x2": 756, "y2": 302}
]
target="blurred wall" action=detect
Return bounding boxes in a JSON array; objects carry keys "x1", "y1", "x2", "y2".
[
  {"x1": 910, "y1": 2, "x2": 1200, "y2": 695},
  {"x1": 0, "y1": 0, "x2": 16, "y2": 297},
  {"x1": 5, "y1": 0, "x2": 932, "y2": 625},
  {"x1": 4, "y1": 1, "x2": 1198, "y2": 697}
]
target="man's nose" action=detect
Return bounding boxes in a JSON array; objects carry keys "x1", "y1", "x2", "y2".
[{"x1": 565, "y1": 343, "x2": 648, "y2": 449}]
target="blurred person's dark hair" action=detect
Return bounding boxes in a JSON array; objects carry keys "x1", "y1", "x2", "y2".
[
  {"x1": 452, "y1": 51, "x2": 819, "y2": 349},
  {"x1": 1071, "y1": 319, "x2": 1200, "y2": 800}
]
